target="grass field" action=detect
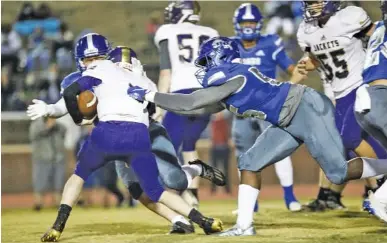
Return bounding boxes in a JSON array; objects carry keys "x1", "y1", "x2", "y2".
[{"x1": 2, "y1": 199, "x2": 386, "y2": 243}]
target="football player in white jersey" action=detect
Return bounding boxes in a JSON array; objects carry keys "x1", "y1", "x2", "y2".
[
  {"x1": 356, "y1": 0, "x2": 387, "y2": 223},
  {"x1": 38, "y1": 34, "x2": 223, "y2": 242},
  {"x1": 296, "y1": 0, "x2": 384, "y2": 212},
  {"x1": 154, "y1": 0, "x2": 219, "y2": 208}
]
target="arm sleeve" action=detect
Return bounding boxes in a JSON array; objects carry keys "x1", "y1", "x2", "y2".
[
  {"x1": 153, "y1": 77, "x2": 244, "y2": 111},
  {"x1": 296, "y1": 22, "x2": 310, "y2": 52},
  {"x1": 159, "y1": 40, "x2": 172, "y2": 70},
  {"x1": 63, "y1": 82, "x2": 83, "y2": 124},
  {"x1": 174, "y1": 103, "x2": 225, "y2": 115},
  {"x1": 47, "y1": 98, "x2": 68, "y2": 118},
  {"x1": 272, "y1": 36, "x2": 294, "y2": 71}
]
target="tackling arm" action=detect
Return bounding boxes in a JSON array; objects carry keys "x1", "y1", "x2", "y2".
[{"x1": 145, "y1": 76, "x2": 243, "y2": 113}]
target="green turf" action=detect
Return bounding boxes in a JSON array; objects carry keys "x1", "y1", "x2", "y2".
[{"x1": 2, "y1": 199, "x2": 386, "y2": 243}]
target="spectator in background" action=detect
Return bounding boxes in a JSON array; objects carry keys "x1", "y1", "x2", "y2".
[
  {"x1": 17, "y1": 2, "x2": 36, "y2": 21},
  {"x1": 35, "y1": 3, "x2": 52, "y2": 20},
  {"x1": 51, "y1": 22, "x2": 74, "y2": 87},
  {"x1": 210, "y1": 111, "x2": 231, "y2": 194},
  {"x1": 264, "y1": 1, "x2": 295, "y2": 37},
  {"x1": 1, "y1": 23, "x2": 22, "y2": 110},
  {"x1": 143, "y1": 11, "x2": 163, "y2": 56},
  {"x1": 29, "y1": 117, "x2": 66, "y2": 211}
]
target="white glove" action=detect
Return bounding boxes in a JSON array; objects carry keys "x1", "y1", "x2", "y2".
[
  {"x1": 131, "y1": 57, "x2": 145, "y2": 76},
  {"x1": 27, "y1": 99, "x2": 49, "y2": 120},
  {"x1": 77, "y1": 114, "x2": 97, "y2": 126},
  {"x1": 354, "y1": 84, "x2": 371, "y2": 113}
]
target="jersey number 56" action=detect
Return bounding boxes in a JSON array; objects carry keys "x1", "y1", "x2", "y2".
[{"x1": 177, "y1": 34, "x2": 210, "y2": 63}]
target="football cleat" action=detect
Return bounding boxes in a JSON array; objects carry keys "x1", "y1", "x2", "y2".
[
  {"x1": 188, "y1": 159, "x2": 226, "y2": 186},
  {"x1": 217, "y1": 225, "x2": 256, "y2": 236},
  {"x1": 169, "y1": 222, "x2": 195, "y2": 234},
  {"x1": 201, "y1": 217, "x2": 223, "y2": 235},
  {"x1": 326, "y1": 194, "x2": 347, "y2": 210},
  {"x1": 41, "y1": 228, "x2": 61, "y2": 242},
  {"x1": 368, "y1": 191, "x2": 387, "y2": 223},
  {"x1": 302, "y1": 199, "x2": 327, "y2": 212}
]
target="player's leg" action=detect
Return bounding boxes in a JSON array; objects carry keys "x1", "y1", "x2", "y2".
[
  {"x1": 368, "y1": 180, "x2": 387, "y2": 223},
  {"x1": 181, "y1": 114, "x2": 211, "y2": 207},
  {"x1": 258, "y1": 119, "x2": 300, "y2": 212},
  {"x1": 231, "y1": 117, "x2": 260, "y2": 213},
  {"x1": 150, "y1": 119, "x2": 226, "y2": 190},
  {"x1": 355, "y1": 85, "x2": 387, "y2": 149},
  {"x1": 288, "y1": 88, "x2": 387, "y2": 186},
  {"x1": 219, "y1": 126, "x2": 302, "y2": 236},
  {"x1": 115, "y1": 160, "x2": 194, "y2": 234},
  {"x1": 41, "y1": 136, "x2": 105, "y2": 242}
]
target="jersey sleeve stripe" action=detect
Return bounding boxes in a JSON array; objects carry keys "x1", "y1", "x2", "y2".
[{"x1": 272, "y1": 46, "x2": 284, "y2": 61}]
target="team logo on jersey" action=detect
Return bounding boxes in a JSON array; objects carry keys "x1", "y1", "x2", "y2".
[
  {"x1": 321, "y1": 35, "x2": 327, "y2": 41},
  {"x1": 255, "y1": 50, "x2": 265, "y2": 56}
]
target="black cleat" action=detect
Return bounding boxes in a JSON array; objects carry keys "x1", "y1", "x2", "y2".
[
  {"x1": 201, "y1": 217, "x2": 223, "y2": 235},
  {"x1": 326, "y1": 194, "x2": 346, "y2": 210},
  {"x1": 188, "y1": 159, "x2": 226, "y2": 186},
  {"x1": 302, "y1": 199, "x2": 327, "y2": 212},
  {"x1": 169, "y1": 222, "x2": 195, "y2": 234}
]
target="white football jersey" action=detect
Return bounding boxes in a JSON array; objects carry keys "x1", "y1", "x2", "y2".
[
  {"x1": 154, "y1": 22, "x2": 219, "y2": 92},
  {"x1": 83, "y1": 60, "x2": 151, "y2": 125},
  {"x1": 297, "y1": 6, "x2": 371, "y2": 99}
]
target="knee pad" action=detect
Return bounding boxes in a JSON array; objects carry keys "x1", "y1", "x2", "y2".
[
  {"x1": 128, "y1": 182, "x2": 143, "y2": 200},
  {"x1": 161, "y1": 168, "x2": 188, "y2": 191}
]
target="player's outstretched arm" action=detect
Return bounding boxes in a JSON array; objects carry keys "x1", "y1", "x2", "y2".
[
  {"x1": 27, "y1": 98, "x2": 68, "y2": 120},
  {"x1": 172, "y1": 103, "x2": 225, "y2": 116},
  {"x1": 147, "y1": 78, "x2": 243, "y2": 112}
]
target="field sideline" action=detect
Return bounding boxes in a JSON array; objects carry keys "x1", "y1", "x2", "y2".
[{"x1": 2, "y1": 198, "x2": 386, "y2": 243}]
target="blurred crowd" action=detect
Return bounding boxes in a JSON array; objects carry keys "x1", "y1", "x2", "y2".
[{"x1": 2, "y1": 2, "x2": 75, "y2": 111}]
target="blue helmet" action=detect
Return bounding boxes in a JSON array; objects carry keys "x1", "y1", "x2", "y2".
[
  {"x1": 164, "y1": 0, "x2": 200, "y2": 24},
  {"x1": 233, "y1": 3, "x2": 263, "y2": 41},
  {"x1": 74, "y1": 33, "x2": 111, "y2": 71},
  {"x1": 107, "y1": 46, "x2": 138, "y2": 71},
  {"x1": 60, "y1": 71, "x2": 82, "y2": 95},
  {"x1": 382, "y1": 0, "x2": 387, "y2": 28},
  {"x1": 195, "y1": 37, "x2": 240, "y2": 85},
  {"x1": 302, "y1": 1, "x2": 342, "y2": 22}
]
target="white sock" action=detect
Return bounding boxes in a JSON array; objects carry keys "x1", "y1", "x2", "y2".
[
  {"x1": 274, "y1": 156, "x2": 293, "y2": 187},
  {"x1": 359, "y1": 157, "x2": 387, "y2": 178},
  {"x1": 375, "y1": 181, "x2": 387, "y2": 201},
  {"x1": 171, "y1": 215, "x2": 190, "y2": 225},
  {"x1": 236, "y1": 184, "x2": 259, "y2": 230},
  {"x1": 182, "y1": 164, "x2": 202, "y2": 188}
]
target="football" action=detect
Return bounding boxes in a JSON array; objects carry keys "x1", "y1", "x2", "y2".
[{"x1": 77, "y1": 90, "x2": 98, "y2": 119}]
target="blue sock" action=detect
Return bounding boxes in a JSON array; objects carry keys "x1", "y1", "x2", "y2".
[{"x1": 283, "y1": 185, "x2": 297, "y2": 206}]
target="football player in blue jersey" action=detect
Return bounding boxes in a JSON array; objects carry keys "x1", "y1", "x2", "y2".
[
  {"x1": 231, "y1": 3, "x2": 300, "y2": 213},
  {"x1": 128, "y1": 36, "x2": 387, "y2": 235},
  {"x1": 355, "y1": 0, "x2": 387, "y2": 223}
]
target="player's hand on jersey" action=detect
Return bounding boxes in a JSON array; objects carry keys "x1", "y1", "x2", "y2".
[
  {"x1": 131, "y1": 57, "x2": 145, "y2": 76},
  {"x1": 152, "y1": 106, "x2": 165, "y2": 122},
  {"x1": 127, "y1": 85, "x2": 150, "y2": 102},
  {"x1": 27, "y1": 99, "x2": 49, "y2": 120},
  {"x1": 78, "y1": 114, "x2": 97, "y2": 126}
]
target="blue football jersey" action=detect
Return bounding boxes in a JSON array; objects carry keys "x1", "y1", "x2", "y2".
[
  {"x1": 60, "y1": 71, "x2": 82, "y2": 95},
  {"x1": 232, "y1": 34, "x2": 294, "y2": 79},
  {"x1": 203, "y1": 63, "x2": 291, "y2": 125},
  {"x1": 363, "y1": 21, "x2": 387, "y2": 84}
]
